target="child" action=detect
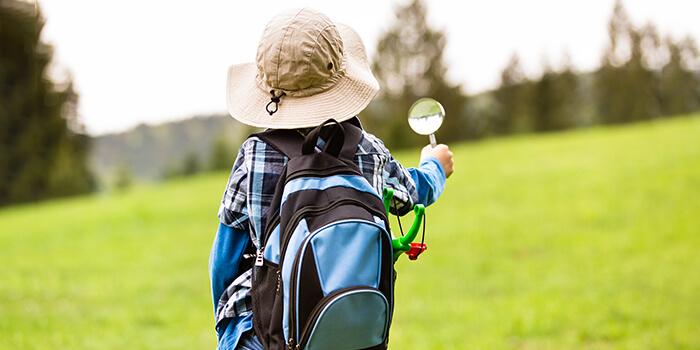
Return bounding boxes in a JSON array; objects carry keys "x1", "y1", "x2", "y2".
[{"x1": 209, "y1": 8, "x2": 454, "y2": 350}]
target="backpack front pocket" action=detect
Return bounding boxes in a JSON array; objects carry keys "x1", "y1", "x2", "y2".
[{"x1": 298, "y1": 286, "x2": 390, "y2": 350}]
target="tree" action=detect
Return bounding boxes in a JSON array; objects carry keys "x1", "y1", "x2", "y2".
[
  {"x1": 595, "y1": 1, "x2": 661, "y2": 124},
  {"x1": 553, "y1": 58, "x2": 582, "y2": 129},
  {"x1": 361, "y1": 0, "x2": 469, "y2": 149},
  {"x1": 0, "y1": 0, "x2": 93, "y2": 205},
  {"x1": 532, "y1": 64, "x2": 557, "y2": 132},
  {"x1": 161, "y1": 152, "x2": 200, "y2": 179},
  {"x1": 182, "y1": 151, "x2": 200, "y2": 177},
  {"x1": 113, "y1": 160, "x2": 133, "y2": 191},
  {"x1": 595, "y1": 0, "x2": 633, "y2": 124},
  {"x1": 627, "y1": 23, "x2": 661, "y2": 120},
  {"x1": 531, "y1": 58, "x2": 580, "y2": 132},
  {"x1": 661, "y1": 36, "x2": 700, "y2": 116},
  {"x1": 492, "y1": 53, "x2": 531, "y2": 134},
  {"x1": 208, "y1": 133, "x2": 235, "y2": 171}
]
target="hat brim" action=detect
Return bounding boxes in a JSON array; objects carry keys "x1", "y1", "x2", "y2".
[{"x1": 226, "y1": 23, "x2": 379, "y2": 129}]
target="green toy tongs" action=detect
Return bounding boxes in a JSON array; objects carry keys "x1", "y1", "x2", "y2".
[{"x1": 383, "y1": 188, "x2": 427, "y2": 262}]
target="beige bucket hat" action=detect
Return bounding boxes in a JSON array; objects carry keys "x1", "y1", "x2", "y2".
[{"x1": 226, "y1": 8, "x2": 379, "y2": 129}]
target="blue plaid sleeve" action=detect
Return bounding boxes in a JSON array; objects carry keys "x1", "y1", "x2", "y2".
[
  {"x1": 218, "y1": 137, "x2": 287, "y2": 248},
  {"x1": 359, "y1": 131, "x2": 419, "y2": 216},
  {"x1": 218, "y1": 138, "x2": 250, "y2": 231}
]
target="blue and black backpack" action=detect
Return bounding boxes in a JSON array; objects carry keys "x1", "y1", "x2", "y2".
[{"x1": 250, "y1": 119, "x2": 394, "y2": 350}]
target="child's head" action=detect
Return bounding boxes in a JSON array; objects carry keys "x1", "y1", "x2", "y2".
[{"x1": 226, "y1": 8, "x2": 378, "y2": 129}]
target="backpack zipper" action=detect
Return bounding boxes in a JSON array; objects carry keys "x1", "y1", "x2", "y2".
[
  {"x1": 257, "y1": 171, "x2": 361, "y2": 267},
  {"x1": 255, "y1": 249, "x2": 265, "y2": 267},
  {"x1": 261, "y1": 163, "x2": 363, "y2": 254},
  {"x1": 257, "y1": 212, "x2": 281, "y2": 267},
  {"x1": 287, "y1": 232, "x2": 311, "y2": 348},
  {"x1": 286, "y1": 165, "x2": 361, "y2": 182},
  {"x1": 285, "y1": 200, "x2": 360, "y2": 346},
  {"x1": 278, "y1": 197, "x2": 386, "y2": 273}
]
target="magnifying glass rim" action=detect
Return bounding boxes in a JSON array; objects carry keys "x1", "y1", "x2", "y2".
[{"x1": 408, "y1": 97, "x2": 445, "y2": 135}]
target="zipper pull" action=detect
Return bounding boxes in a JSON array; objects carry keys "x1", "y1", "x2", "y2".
[
  {"x1": 276, "y1": 270, "x2": 281, "y2": 295},
  {"x1": 255, "y1": 249, "x2": 264, "y2": 267}
]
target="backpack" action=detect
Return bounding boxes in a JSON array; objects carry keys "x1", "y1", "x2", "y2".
[{"x1": 250, "y1": 119, "x2": 394, "y2": 350}]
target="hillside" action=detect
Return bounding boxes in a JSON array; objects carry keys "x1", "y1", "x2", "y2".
[
  {"x1": 90, "y1": 115, "x2": 257, "y2": 181},
  {"x1": 2, "y1": 115, "x2": 699, "y2": 349}
]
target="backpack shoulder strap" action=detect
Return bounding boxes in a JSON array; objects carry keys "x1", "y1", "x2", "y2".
[
  {"x1": 250, "y1": 129, "x2": 305, "y2": 159},
  {"x1": 250, "y1": 118, "x2": 363, "y2": 160},
  {"x1": 340, "y1": 120, "x2": 362, "y2": 161}
]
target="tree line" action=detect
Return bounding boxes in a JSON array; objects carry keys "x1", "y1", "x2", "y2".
[
  {"x1": 361, "y1": 0, "x2": 700, "y2": 149},
  {"x1": 2, "y1": 0, "x2": 699, "y2": 206}
]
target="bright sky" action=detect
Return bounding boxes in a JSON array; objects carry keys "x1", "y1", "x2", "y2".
[{"x1": 37, "y1": 0, "x2": 700, "y2": 135}]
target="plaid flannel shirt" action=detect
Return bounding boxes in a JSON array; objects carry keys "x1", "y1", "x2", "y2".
[{"x1": 213, "y1": 126, "x2": 441, "y2": 327}]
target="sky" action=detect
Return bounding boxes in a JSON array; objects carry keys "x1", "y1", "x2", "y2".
[{"x1": 36, "y1": 0, "x2": 700, "y2": 135}]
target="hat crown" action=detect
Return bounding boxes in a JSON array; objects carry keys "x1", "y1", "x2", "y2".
[{"x1": 256, "y1": 8, "x2": 344, "y2": 94}]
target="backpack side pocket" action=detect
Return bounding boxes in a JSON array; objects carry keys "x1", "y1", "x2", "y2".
[{"x1": 251, "y1": 258, "x2": 279, "y2": 349}]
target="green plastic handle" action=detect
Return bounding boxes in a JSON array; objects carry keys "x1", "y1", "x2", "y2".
[
  {"x1": 383, "y1": 188, "x2": 393, "y2": 215},
  {"x1": 391, "y1": 204, "x2": 424, "y2": 252},
  {"x1": 400, "y1": 204, "x2": 425, "y2": 247},
  {"x1": 383, "y1": 188, "x2": 425, "y2": 261}
]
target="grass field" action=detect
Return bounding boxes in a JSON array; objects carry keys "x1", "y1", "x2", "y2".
[{"x1": 1, "y1": 115, "x2": 699, "y2": 349}]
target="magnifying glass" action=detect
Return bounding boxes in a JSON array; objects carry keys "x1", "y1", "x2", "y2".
[{"x1": 408, "y1": 98, "x2": 445, "y2": 148}]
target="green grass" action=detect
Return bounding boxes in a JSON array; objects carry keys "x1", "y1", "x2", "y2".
[
  {"x1": 2, "y1": 115, "x2": 699, "y2": 349},
  {"x1": 0, "y1": 177, "x2": 223, "y2": 349}
]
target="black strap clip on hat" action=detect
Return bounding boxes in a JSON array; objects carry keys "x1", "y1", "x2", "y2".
[{"x1": 266, "y1": 90, "x2": 286, "y2": 115}]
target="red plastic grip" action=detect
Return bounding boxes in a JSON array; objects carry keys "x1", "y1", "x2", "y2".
[{"x1": 406, "y1": 243, "x2": 427, "y2": 260}]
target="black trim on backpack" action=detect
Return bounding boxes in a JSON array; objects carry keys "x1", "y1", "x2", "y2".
[{"x1": 249, "y1": 118, "x2": 393, "y2": 350}]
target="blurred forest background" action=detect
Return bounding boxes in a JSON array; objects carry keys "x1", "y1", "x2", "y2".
[{"x1": 1, "y1": 0, "x2": 699, "y2": 207}]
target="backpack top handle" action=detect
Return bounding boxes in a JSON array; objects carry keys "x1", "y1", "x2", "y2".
[{"x1": 301, "y1": 118, "x2": 346, "y2": 157}]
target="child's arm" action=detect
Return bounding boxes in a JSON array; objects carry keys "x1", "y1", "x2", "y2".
[
  {"x1": 408, "y1": 155, "x2": 446, "y2": 207},
  {"x1": 410, "y1": 143, "x2": 454, "y2": 206},
  {"x1": 390, "y1": 144, "x2": 452, "y2": 209},
  {"x1": 209, "y1": 222, "x2": 250, "y2": 314}
]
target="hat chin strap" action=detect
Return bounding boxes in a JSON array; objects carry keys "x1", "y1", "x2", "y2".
[{"x1": 266, "y1": 90, "x2": 286, "y2": 115}]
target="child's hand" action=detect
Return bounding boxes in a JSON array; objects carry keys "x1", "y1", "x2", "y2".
[{"x1": 421, "y1": 144, "x2": 454, "y2": 178}]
